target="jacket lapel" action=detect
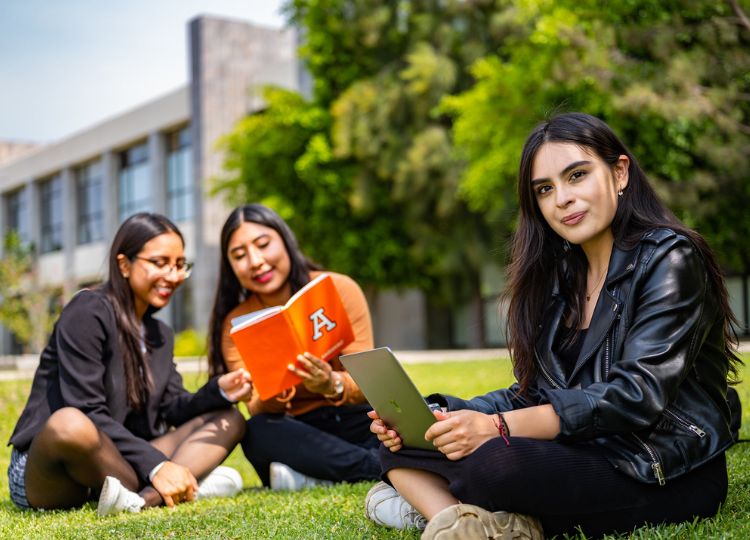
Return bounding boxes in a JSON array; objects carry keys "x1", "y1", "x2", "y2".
[{"x1": 566, "y1": 244, "x2": 639, "y2": 382}]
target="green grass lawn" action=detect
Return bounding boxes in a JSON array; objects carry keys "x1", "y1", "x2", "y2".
[{"x1": 1, "y1": 357, "x2": 749, "y2": 539}]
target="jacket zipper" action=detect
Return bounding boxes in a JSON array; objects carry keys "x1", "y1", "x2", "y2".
[
  {"x1": 603, "y1": 333, "x2": 611, "y2": 380},
  {"x1": 664, "y1": 409, "x2": 707, "y2": 438},
  {"x1": 537, "y1": 356, "x2": 563, "y2": 389},
  {"x1": 632, "y1": 433, "x2": 666, "y2": 486}
]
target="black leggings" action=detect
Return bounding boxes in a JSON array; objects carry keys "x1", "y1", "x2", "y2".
[
  {"x1": 242, "y1": 403, "x2": 381, "y2": 486},
  {"x1": 379, "y1": 437, "x2": 727, "y2": 538}
]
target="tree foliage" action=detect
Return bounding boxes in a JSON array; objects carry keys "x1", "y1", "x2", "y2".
[
  {"x1": 446, "y1": 0, "x2": 750, "y2": 272},
  {"x1": 0, "y1": 233, "x2": 61, "y2": 353},
  {"x1": 215, "y1": 0, "x2": 750, "y2": 351},
  {"x1": 217, "y1": 1, "x2": 505, "y2": 309}
]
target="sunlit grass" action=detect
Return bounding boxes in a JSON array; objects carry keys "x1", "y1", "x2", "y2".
[{"x1": 0, "y1": 356, "x2": 748, "y2": 539}]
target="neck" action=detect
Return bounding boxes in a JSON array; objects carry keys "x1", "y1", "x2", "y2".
[
  {"x1": 134, "y1": 299, "x2": 148, "y2": 320},
  {"x1": 257, "y1": 281, "x2": 293, "y2": 308},
  {"x1": 581, "y1": 229, "x2": 615, "y2": 278}
]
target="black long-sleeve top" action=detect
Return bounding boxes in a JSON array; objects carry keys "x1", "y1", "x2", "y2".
[{"x1": 9, "y1": 288, "x2": 231, "y2": 484}]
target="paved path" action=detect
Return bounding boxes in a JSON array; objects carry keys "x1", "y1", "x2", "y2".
[{"x1": 2, "y1": 343, "x2": 750, "y2": 382}]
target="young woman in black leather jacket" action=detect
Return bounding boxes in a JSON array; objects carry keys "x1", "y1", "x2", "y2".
[{"x1": 365, "y1": 113, "x2": 741, "y2": 539}]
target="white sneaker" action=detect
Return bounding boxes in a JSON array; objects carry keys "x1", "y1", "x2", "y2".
[
  {"x1": 197, "y1": 466, "x2": 243, "y2": 499},
  {"x1": 97, "y1": 476, "x2": 145, "y2": 517},
  {"x1": 364, "y1": 481, "x2": 427, "y2": 530},
  {"x1": 269, "y1": 462, "x2": 333, "y2": 491}
]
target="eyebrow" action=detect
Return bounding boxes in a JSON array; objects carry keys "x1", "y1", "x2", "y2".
[
  {"x1": 531, "y1": 160, "x2": 592, "y2": 186},
  {"x1": 228, "y1": 234, "x2": 270, "y2": 253}
]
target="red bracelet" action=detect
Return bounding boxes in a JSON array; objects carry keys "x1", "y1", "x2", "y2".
[{"x1": 495, "y1": 412, "x2": 511, "y2": 446}]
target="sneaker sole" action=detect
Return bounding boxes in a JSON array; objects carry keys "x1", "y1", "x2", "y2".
[{"x1": 422, "y1": 504, "x2": 544, "y2": 540}]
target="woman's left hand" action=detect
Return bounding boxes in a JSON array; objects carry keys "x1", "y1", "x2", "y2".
[
  {"x1": 289, "y1": 352, "x2": 337, "y2": 395},
  {"x1": 425, "y1": 409, "x2": 498, "y2": 461},
  {"x1": 218, "y1": 368, "x2": 253, "y2": 402}
]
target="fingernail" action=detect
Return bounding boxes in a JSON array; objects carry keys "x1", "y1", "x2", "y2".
[{"x1": 287, "y1": 364, "x2": 295, "y2": 371}]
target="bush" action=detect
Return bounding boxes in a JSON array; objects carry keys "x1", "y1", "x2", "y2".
[{"x1": 173, "y1": 328, "x2": 207, "y2": 357}]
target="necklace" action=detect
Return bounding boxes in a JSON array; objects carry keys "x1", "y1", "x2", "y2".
[{"x1": 586, "y1": 269, "x2": 607, "y2": 302}]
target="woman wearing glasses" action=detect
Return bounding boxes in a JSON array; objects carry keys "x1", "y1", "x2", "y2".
[{"x1": 8, "y1": 213, "x2": 252, "y2": 516}]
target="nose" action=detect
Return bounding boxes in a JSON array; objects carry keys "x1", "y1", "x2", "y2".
[
  {"x1": 248, "y1": 246, "x2": 265, "y2": 269},
  {"x1": 555, "y1": 184, "x2": 574, "y2": 208},
  {"x1": 163, "y1": 267, "x2": 182, "y2": 284}
]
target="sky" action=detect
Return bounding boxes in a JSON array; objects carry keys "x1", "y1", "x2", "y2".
[{"x1": 0, "y1": 0, "x2": 286, "y2": 141}]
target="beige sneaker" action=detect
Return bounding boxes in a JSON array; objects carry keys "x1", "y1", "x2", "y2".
[{"x1": 421, "y1": 503, "x2": 544, "y2": 540}]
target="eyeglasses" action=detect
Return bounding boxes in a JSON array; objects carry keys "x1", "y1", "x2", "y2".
[{"x1": 134, "y1": 257, "x2": 194, "y2": 279}]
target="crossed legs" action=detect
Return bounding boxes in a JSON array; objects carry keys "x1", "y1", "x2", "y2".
[{"x1": 24, "y1": 407, "x2": 245, "y2": 510}]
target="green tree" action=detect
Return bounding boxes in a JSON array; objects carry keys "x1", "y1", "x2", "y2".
[
  {"x1": 446, "y1": 0, "x2": 750, "y2": 274},
  {"x1": 0, "y1": 233, "x2": 61, "y2": 353},
  {"x1": 217, "y1": 1, "x2": 511, "y2": 345}
]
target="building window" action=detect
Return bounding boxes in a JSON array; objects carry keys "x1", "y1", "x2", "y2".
[
  {"x1": 77, "y1": 161, "x2": 104, "y2": 244},
  {"x1": 40, "y1": 175, "x2": 63, "y2": 253},
  {"x1": 167, "y1": 127, "x2": 193, "y2": 222},
  {"x1": 4, "y1": 188, "x2": 29, "y2": 243},
  {"x1": 119, "y1": 143, "x2": 151, "y2": 222}
]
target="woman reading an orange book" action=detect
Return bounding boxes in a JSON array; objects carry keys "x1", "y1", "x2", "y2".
[{"x1": 207, "y1": 203, "x2": 381, "y2": 490}]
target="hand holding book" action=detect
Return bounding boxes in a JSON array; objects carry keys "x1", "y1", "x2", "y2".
[
  {"x1": 229, "y1": 274, "x2": 354, "y2": 400},
  {"x1": 289, "y1": 352, "x2": 341, "y2": 396}
]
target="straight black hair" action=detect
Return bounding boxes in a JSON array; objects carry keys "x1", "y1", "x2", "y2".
[{"x1": 101, "y1": 212, "x2": 184, "y2": 409}]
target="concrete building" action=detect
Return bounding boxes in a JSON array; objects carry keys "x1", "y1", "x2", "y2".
[{"x1": 0, "y1": 16, "x2": 305, "y2": 353}]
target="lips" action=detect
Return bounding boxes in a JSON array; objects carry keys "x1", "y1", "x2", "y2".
[
  {"x1": 155, "y1": 286, "x2": 173, "y2": 299},
  {"x1": 561, "y1": 211, "x2": 586, "y2": 225},
  {"x1": 253, "y1": 270, "x2": 274, "y2": 284}
]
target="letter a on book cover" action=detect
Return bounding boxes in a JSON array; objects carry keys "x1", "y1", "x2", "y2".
[{"x1": 229, "y1": 274, "x2": 354, "y2": 400}]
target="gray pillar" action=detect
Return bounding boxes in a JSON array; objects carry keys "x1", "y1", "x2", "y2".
[
  {"x1": 101, "y1": 150, "x2": 119, "y2": 244},
  {"x1": 148, "y1": 132, "x2": 167, "y2": 215},
  {"x1": 61, "y1": 167, "x2": 77, "y2": 297},
  {"x1": 0, "y1": 190, "x2": 8, "y2": 350},
  {"x1": 27, "y1": 180, "x2": 40, "y2": 257},
  {"x1": 0, "y1": 190, "x2": 5, "y2": 259}
]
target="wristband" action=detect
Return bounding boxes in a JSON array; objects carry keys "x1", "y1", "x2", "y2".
[
  {"x1": 149, "y1": 460, "x2": 166, "y2": 482},
  {"x1": 494, "y1": 412, "x2": 511, "y2": 447}
]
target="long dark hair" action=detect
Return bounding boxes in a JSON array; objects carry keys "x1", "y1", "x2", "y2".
[
  {"x1": 207, "y1": 204, "x2": 320, "y2": 376},
  {"x1": 506, "y1": 112, "x2": 740, "y2": 394},
  {"x1": 101, "y1": 212, "x2": 184, "y2": 410}
]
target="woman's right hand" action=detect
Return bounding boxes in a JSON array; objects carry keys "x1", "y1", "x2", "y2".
[
  {"x1": 368, "y1": 410, "x2": 403, "y2": 452},
  {"x1": 151, "y1": 461, "x2": 199, "y2": 507}
]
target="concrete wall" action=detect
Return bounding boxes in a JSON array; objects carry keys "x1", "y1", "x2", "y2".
[{"x1": 188, "y1": 16, "x2": 302, "y2": 330}]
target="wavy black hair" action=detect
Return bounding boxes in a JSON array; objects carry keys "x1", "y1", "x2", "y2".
[{"x1": 506, "y1": 112, "x2": 740, "y2": 394}]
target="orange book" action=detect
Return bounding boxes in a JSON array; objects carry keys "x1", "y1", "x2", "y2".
[{"x1": 229, "y1": 273, "x2": 354, "y2": 400}]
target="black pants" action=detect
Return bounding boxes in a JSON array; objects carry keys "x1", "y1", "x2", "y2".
[
  {"x1": 379, "y1": 437, "x2": 727, "y2": 538},
  {"x1": 242, "y1": 403, "x2": 381, "y2": 486}
]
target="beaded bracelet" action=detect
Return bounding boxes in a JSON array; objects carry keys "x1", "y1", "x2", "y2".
[{"x1": 494, "y1": 412, "x2": 511, "y2": 446}]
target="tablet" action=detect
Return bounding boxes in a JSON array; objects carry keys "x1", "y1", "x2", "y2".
[{"x1": 340, "y1": 347, "x2": 436, "y2": 451}]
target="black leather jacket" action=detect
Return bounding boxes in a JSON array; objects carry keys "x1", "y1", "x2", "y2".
[{"x1": 435, "y1": 228, "x2": 734, "y2": 484}]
